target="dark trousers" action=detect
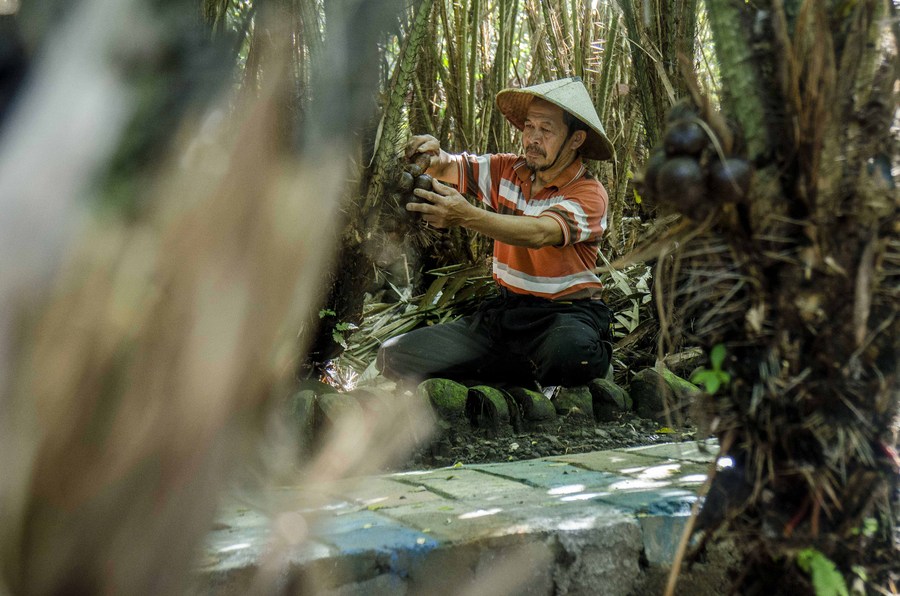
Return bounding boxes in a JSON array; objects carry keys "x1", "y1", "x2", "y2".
[{"x1": 376, "y1": 291, "x2": 612, "y2": 387}]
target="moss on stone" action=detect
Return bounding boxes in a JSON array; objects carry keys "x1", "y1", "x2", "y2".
[
  {"x1": 657, "y1": 368, "x2": 701, "y2": 401},
  {"x1": 507, "y1": 387, "x2": 557, "y2": 423},
  {"x1": 589, "y1": 379, "x2": 631, "y2": 422},
  {"x1": 465, "y1": 385, "x2": 510, "y2": 430},
  {"x1": 417, "y1": 378, "x2": 468, "y2": 423},
  {"x1": 629, "y1": 369, "x2": 673, "y2": 421},
  {"x1": 316, "y1": 393, "x2": 364, "y2": 428},
  {"x1": 554, "y1": 386, "x2": 593, "y2": 419}
]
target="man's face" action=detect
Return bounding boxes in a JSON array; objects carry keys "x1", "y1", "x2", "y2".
[{"x1": 522, "y1": 98, "x2": 569, "y2": 172}]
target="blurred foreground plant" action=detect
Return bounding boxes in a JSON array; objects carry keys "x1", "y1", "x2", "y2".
[{"x1": 0, "y1": 0, "x2": 435, "y2": 594}]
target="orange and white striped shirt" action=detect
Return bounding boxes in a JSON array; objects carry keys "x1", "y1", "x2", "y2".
[{"x1": 452, "y1": 152, "x2": 608, "y2": 301}]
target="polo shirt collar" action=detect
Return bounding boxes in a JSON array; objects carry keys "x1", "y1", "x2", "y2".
[{"x1": 515, "y1": 155, "x2": 586, "y2": 190}]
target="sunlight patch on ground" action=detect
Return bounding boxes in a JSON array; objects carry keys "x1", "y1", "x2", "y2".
[
  {"x1": 458, "y1": 508, "x2": 503, "y2": 520},
  {"x1": 678, "y1": 474, "x2": 707, "y2": 485},
  {"x1": 718, "y1": 457, "x2": 734, "y2": 469},
  {"x1": 608, "y1": 478, "x2": 670, "y2": 491},
  {"x1": 547, "y1": 484, "x2": 586, "y2": 496},
  {"x1": 560, "y1": 492, "x2": 608, "y2": 502},
  {"x1": 621, "y1": 463, "x2": 682, "y2": 479}
]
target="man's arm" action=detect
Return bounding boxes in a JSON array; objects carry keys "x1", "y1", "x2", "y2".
[
  {"x1": 408, "y1": 179, "x2": 563, "y2": 248},
  {"x1": 405, "y1": 134, "x2": 459, "y2": 185}
]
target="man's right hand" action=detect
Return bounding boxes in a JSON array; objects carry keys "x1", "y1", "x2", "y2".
[
  {"x1": 405, "y1": 134, "x2": 440, "y2": 168},
  {"x1": 405, "y1": 134, "x2": 457, "y2": 184}
]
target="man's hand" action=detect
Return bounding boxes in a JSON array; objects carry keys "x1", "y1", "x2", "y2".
[
  {"x1": 409, "y1": 179, "x2": 564, "y2": 248},
  {"x1": 405, "y1": 134, "x2": 458, "y2": 184},
  {"x1": 405, "y1": 134, "x2": 440, "y2": 165},
  {"x1": 407, "y1": 178, "x2": 473, "y2": 228}
]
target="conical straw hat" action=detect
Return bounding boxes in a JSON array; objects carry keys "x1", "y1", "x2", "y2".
[{"x1": 496, "y1": 76, "x2": 614, "y2": 161}]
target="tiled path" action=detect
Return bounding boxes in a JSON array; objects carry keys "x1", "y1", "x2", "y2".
[{"x1": 197, "y1": 441, "x2": 723, "y2": 595}]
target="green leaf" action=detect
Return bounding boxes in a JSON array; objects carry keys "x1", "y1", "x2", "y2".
[
  {"x1": 690, "y1": 370, "x2": 721, "y2": 395},
  {"x1": 332, "y1": 330, "x2": 347, "y2": 348},
  {"x1": 710, "y1": 344, "x2": 727, "y2": 371},
  {"x1": 319, "y1": 308, "x2": 336, "y2": 319},
  {"x1": 861, "y1": 517, "x2": 877, "y2": 537},
  {"x1": 796, "y1": 548, "x2": 849, "y2": 596}
]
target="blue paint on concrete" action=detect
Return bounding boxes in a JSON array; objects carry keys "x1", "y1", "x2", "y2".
[
  {"x1": 594, "y1": 488, "x2": 697, "y2": 514},
  {"x1": 641, "y1": 495, "x2": 696, "y2": 516},
  {"x1": 640, "y1": 515, "x2": 690, "y2": 564},
  {"x1": 314, "y1": 510, "x2": 440, "y2": 578},
  {"x1": 202, "y1": 443, "x2": 725, "y2": 592}
]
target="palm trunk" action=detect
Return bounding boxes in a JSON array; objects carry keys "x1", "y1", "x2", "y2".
[
  {"x1": 304, "y1": 0, "x2": 435, "y2": 376},
  {"x1": 664, "y1": 0, "x2": 899, "y2": 591}
]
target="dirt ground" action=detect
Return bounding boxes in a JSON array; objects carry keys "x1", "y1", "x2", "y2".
[{"x1": 398, "y1": 409, "x2": 697, "y2": 471}]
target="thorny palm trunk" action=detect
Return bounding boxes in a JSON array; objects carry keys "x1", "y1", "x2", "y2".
[
  {"x1": 304, "y1": 0, "x2": 434, "y2": 374},
  {"x1": 664, "y1": 0, "x2": 898, "y2": 591}
]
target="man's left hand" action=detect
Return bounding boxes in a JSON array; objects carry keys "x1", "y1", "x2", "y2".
[
  {"x1": 407, "y1": 179, "x2": 473, "y2": 229},
  {"x1": 408, "y1": 179, "x2": 563, "y2": 248}
]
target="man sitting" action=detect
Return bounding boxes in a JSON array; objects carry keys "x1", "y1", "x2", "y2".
[{"x1": 377, "y1": 77, "x2": 614, "y2": 393}]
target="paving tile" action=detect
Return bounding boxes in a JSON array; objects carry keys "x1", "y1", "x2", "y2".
[
  {"x1": 505, "y1": 499, "x2": 634, "y2": 535},
  {"x1": 313, "y1": 510, "x2": 439, "y2": 555},
  {"x1": 203, "y1": 518, "x2": 335, "y2": 574},
  {"x1": 546, "y1": 450, "x2": 670, "y2": 473},
  {"x1": 234, "y1": 485, "x2": 355, "y2": 519},
  {"x1": 327, "y1": 477, "x2": 443, "y2": 510},
  {"x1": 466, "y1": 459, "x2": 621, "y2": 491},
  {"x1": 389, "y1": 467, "x2": 533, "y2": 502},
  {"x1": 376, "y1": 498, "x2": 524, "y2": 543},
  {"x1": 668, "y1": 470, "x2": 709, "y2": 489},
  {"x1": 548, "y1": 450, "x2": 711, "y2": 490},
  {"x1": 594, "y1": 486, "x2": 697, "y2": 515},
  {"x1": 615, "y1": 460, "x2": 710, "y2": 488},
  {"x1": 620, "y1": 440, "x2": 718, "y2": 463}
]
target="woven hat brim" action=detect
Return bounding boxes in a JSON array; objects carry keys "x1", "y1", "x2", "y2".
[{"x1": 496, "y1": 79, "x2": 614, "y2": 161}]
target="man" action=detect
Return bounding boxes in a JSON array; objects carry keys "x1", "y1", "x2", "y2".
[{"x1": 377, "y1": 77, "x2": 614, "y2": 392}]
